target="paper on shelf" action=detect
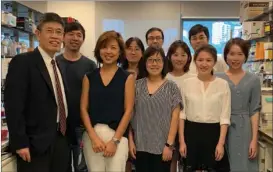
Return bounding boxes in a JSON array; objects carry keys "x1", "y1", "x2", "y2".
[{"x1": 1, "y1": 58, "x2": 12, "y2": 80}]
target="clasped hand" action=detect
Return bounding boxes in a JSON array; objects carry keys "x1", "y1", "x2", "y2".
[{"x1": 91, "y1": 137, "x2": 117, "y2": 157}]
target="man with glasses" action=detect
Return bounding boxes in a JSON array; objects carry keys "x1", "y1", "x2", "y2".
[
  {"x1": 145, "y1": 27, "x2": 164, "y2": 48},
  {"x1": 188, "y1": 24, "x2": 228, "y2": 74},
  {"x1": 5, "y1": 12, "x2": 70, "y2": 172}
]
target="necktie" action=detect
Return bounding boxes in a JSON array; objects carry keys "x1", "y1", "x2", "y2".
[{"x1": 51, "y1": 59, "x2": 66, "y2": 135}]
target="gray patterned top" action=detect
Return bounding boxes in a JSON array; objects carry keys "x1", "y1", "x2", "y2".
[{"x1": 131, "y1": 78, "x2": 182, "y2": 155}]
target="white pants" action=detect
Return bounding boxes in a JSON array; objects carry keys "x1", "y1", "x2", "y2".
[{"x1": 82, "y1": 124, "x2": 128, "y2": 172}]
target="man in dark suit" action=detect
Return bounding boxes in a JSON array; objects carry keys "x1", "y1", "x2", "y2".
[{"x1": 4, "y1": 12, "x2": 70, "y2": 172}]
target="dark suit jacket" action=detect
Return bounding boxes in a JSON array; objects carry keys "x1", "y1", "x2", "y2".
[{"x1": 4, "y1": 48, "x2": 68, "y2": 154}]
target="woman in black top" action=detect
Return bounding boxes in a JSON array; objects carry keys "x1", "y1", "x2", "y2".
[
  {"x1": 80, "y1": 30, "x2": 135, "y2": 172},
  {"x1": 122, "y1": 37, "x2": 145, "y2": 172}
]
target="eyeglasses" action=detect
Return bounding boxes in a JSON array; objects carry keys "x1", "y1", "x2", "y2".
[
  {"x1": 190, "y1": 36, "x2": 207, "y2": 41},
  {"x1": 148, "y1": 36, "x2": 163, "y2": 41},
  {"x1": 43, "y1": 28, "x2": 64, "y2": 36},
  {"x1": 147, "y1": 58, "x2": 163, "y2": 64}
]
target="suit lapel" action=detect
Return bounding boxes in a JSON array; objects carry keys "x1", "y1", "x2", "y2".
[{"x1": 34, "y1": 48, "x2": 55, "y2": 97}]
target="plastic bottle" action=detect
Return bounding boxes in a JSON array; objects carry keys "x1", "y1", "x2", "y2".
[
  {"x1": 1, "y1": 34, "x2": 10, "y2": 56},
  {"x1": 10, "y1": 36, "x2": 17, "y2": 56}
]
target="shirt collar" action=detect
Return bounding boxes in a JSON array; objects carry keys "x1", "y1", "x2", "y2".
[{"x1": 38, "y1": 46, "x2": 56, "y2": 64}]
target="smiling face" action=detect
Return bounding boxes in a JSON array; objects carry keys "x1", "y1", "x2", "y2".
[
  {"x1": 36, "y1": 22, "x2": 64, "y2": 55},
  {"x1": 147, "y1": 30, "x2": 164, "y2": 48},
  {"x1": 195, "y1": 51, "x2": 216, "y2": 75},
  {"x1": 126, "y1": 40, "x2": 143, "y2": 64},
  {"x1": 170, "y1": 47, "x2": 189, "y2": 72},
  {"x1": 64, "y1": 29, "x2": 84, "y2": 52},
  {"x1": 146, "y1": 53, "x2": 164, "y2": 77},
  {"x1": 190, "y1": 31, "x2": 209, "y2": 52},
  {"x1": 226, "y1": 45, "x2": 246, "y2": 70},
  {"x1": 99, "y1": 39, "x2": 120, "y2": 65}
]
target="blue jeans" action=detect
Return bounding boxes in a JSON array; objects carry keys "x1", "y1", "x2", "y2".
[{"x1": 70, "y1": 127, "x2": 88, "y2": 172}]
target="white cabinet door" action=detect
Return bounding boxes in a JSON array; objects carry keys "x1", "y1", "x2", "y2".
[
  {"x1": 2, "y1": 156, "x2": 17, "y2": 172},
  {"x1": 259, "y1": 141, "x2": 266, "y2": 172},
  {"x1": 259, "y1": 141, "x2": 273, "y2": 172}
]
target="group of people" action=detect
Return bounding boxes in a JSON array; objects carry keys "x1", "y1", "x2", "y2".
[{"x1": 4, "y1": 12, "x2": 261, "y2": 172}]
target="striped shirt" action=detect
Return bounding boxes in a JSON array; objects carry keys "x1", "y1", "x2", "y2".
[{"x1": 131, "y1": 78, "x2": 182, "y2": 155}]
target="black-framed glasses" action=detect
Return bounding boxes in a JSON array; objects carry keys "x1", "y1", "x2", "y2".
[{"x1": 148, "y1": 36, "x2": 163, "y2": 41}]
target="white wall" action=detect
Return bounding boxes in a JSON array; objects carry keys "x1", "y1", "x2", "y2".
[
  {"x1": 17, "y1": 1, "x2": 240, "y2": 57},
  {"x1": 180, "y1": 1, "x2": 240, "y2": 18},
  {"x1": 47, "y1": 1, "x2": 96, "y2": 59},
  {"x1": 95, "y1": 1, "x2": 181, "y2": 53},
  {"x1": 95, "y1": 1, "x2": 240, "y2": 53}
]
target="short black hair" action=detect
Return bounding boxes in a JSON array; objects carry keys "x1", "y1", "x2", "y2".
[
  {"x1": 145, "y1": 27, "x2": 164, "y2": 42},
  {"x1": 223, "y1": 38, "x2": 251, "y2": 64},
  {"x1": 122, "y1": 37, "x2": 145, "y2": 79},
  {"x1": 64, "y1": 22, "x2": 86, "y2": 40},
  {"x1": 167, "y1": 40, "x2": 192, "y2": 73},
  {"x1": 142, "y1": 46, "x2": 168, "y2": 78},
  {"x1": 37, "y1": 12, "x2": 64, "y2": 31},
  {"x1": 189, "y1": 24, "x2": 210, "y2": 40}
]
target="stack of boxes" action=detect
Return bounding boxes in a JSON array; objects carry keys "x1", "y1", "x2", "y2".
[
  {"x1": 240, "y1": 1, "x2": 270, "y2": 22},
  {"x1": 240, "y1": 1, "x2": 269, "y2": 40},
  {"x1": 240, "y1": 1, "x2": 273, "y2": 61}
]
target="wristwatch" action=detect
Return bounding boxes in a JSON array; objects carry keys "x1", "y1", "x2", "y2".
[
  {"x1": 112, "y1": 137, "x2": 120, "y2": 145},
  {"x1": 165, "y1": 143, "x2": 175, "y2": 150}
]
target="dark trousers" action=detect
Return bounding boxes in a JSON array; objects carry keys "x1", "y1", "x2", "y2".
[
  {"x1": 136, "y1": 151, "x2": 171, "y2": 172},
  {"x1": 17, "y1": 131, "x2": 70, "y2": 172},
  {"x1": 181, "y1": 120, "x2": 230, "y2": 172},
  {"x1": 69, "y1": 127, "x2": 87, "y2": 172}
]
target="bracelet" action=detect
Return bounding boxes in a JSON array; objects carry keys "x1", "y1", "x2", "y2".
[
  {"x1": 165, "y1": 143, "x2": 175, "y2": 150},
  {"x1": 112, "y1": 137, "x2": 120, "y2": 145}
]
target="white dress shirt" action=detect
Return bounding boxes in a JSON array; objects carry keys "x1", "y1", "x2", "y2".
[
  {"x1": 38, "y1": 46, "x2": 68, "y2": 122},
  {"x1": 180, "y1": 77, "x2": 231, "y2": 125}
]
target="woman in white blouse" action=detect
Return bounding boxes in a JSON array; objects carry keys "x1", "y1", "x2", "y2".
[
  {"x1": 179, "y1": 45, "x2": 231, "y2": 172},
  {"x1": 166, "y1": 40, "x2": 195, "y2": 172}
]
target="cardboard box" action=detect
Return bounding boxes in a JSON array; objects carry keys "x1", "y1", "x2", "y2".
[
  {"x1": 242, "y1": 1, "x2": 269, "y2": 21},
  {"x1": 264, "y1": 21, "x2": 273, "y2": 35},
  {"x1": 265, "y1": 50, "x2": 273, "y2": 59},
  {"x1": 240, "y1": 1, "x2": 247, "y2": 23},
  {"x1": 242, "y1": 21, "x2": 265, "y2": 40},
  {"x1": 264, "y1": 42, "x2": 273, "y2": 50},
  {"x1": 255, "y1": 42, "x2": 265, "y2": 60}
]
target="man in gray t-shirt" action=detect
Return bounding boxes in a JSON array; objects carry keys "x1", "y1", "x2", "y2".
[{"x1": 56, "y1": 21, "x2": 96, "y2": 172}]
